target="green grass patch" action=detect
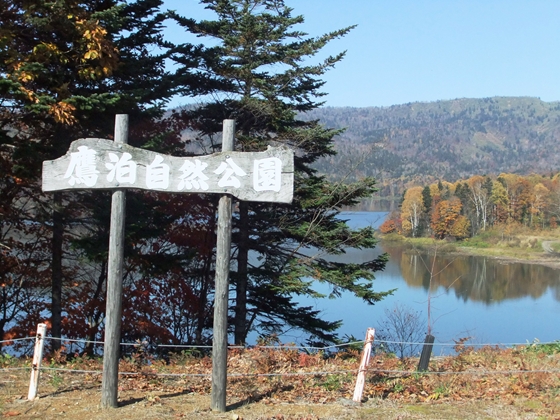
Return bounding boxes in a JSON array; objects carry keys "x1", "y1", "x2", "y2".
[
  {"x1": 404, "y1": 237, "x2": 444, "y2": 247},
  {"x1": 550, "y1": 242, "x2": 560, "y2": 252},
  {"x1": 381, "y1": 232, "x2": 405, "y2": 242},
  {"x1": 319, "y1": 373, "x2": 349, "y2": 391},
  {"x1": 462, "y1": 237, "x2": 490, "y2": 248},
  {"x1": 50, "y1": 372, "x2": 64, "y2": 388},
  {"x1": 398, "y1": 238, "x2": 458, "y2": 253},
  {"x1": 523, "y1": 340, "x2": 560, "y2": 355}
]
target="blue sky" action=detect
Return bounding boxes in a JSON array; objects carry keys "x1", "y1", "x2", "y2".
[{"x1": 162, "y1": 0, "x2": 560, "y2": 108}]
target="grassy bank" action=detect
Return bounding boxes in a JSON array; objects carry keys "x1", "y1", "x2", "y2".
[{"x1": 379, "y1": 226, "x2": 560, "y2": 267}]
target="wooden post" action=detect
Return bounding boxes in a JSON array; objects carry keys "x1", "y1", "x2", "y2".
[
  {"x1": 101, "y1": 114, "x2": 128, "y2": 408},
  {"x1": 417, "y1": 334, "x2": 435, "y2": 372},
  {"x1": 352, "y1": 328, "x2": 375, "y2": 403},
  {"x1": 211, "y1": 119, "x2": 235, "y2": 412},
  {"x1": 28, "y1": 323, "x2": 47, "y2": 400}
]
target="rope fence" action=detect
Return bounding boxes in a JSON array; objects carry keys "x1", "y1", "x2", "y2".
[
  {"x1": 1, "y1": 325, "x2": 559, "y2": 407},
  {"x1": 2, "y1": 335, "x2": 558, "y2": 351},
  {"x1": 6, "y1": 364, "x2": 560, "y2": 378}
]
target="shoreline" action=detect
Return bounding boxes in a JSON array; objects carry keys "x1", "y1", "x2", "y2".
[
  {"x1": 454, "y1": 246, "x2": 560, "y2": 269},
  {"x1": 380, "y1": 236, "x2": 560, "y2": 270}
]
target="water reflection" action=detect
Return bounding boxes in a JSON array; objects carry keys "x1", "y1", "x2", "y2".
[
  {"x1": 294, "y1": 212, "x2": 560, "y2": 348},
  {"x1": 384, "y1": 245, "x2": 560, "y2": 305}
]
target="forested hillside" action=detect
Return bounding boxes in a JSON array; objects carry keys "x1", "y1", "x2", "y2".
[{"x1": 307, "y1": 97, "x2": 560, "y2": 197}]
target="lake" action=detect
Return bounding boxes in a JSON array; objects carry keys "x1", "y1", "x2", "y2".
[{"x1": 282, "y1": 211, "x2": 560, "y2": 355}]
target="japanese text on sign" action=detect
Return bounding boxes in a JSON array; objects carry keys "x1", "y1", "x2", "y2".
[
  {"x1": 64, "y1": 146, "x2": 281, "y2": 192},
  {"x1": 42, "y1": 138, "x2": 294, "y2": 203}
]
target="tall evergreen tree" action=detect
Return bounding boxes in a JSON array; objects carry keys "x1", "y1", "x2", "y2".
[
  {"x1": 170, "y1": 0, "x2": 390, "y2": 345},
  {"x1": 0, "y1": 0, "x2": 206, "y2": 348}
]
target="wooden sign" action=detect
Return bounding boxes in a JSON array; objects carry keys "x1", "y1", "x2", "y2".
[
  {"x1": 42, "y1": 118, "x2": 294, "y2": 411},
  {"x1": 42, "y1": 138, "x2": 294, "y2": 203}
]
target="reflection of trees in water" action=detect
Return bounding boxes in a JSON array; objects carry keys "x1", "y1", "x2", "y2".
[
  {"x1": 383, "y1": 246, "x2": 560, "y2": 304},
  {"x1": 470, "y1": 258, "x2": 487, "y2": 301},
  {"x1": 394, "y1": 251, "x2": 428, "y2": 290},
  {"x1": 554, "y1": 282, "x2": 560, "y2": 301}
]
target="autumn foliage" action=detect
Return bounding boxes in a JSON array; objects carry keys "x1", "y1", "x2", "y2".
[
  {"x1": 384, "y1": 172, "x2": 560, "y2": 240},
  {"x1": 431, "y1": 197, "x2": 464, "y2": 239},
  {"x1": 379, "y1": 218, "x2": 400, "y2": 234}
]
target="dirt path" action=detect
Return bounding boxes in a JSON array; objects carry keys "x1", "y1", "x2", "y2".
[{"x1": 1, "y1": 387, "x2": 549, "y2": 419}]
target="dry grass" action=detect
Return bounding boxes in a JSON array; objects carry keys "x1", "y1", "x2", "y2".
[
  {"x1": 388, "y1": 226, "x2": 560, "y2": 268},
  {"x1": 1, "y1": 344, "x2": 559, "y2": 419}
]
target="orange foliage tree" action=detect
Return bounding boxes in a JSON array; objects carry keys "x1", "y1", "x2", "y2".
[{"x1": 431, "y1": 197, "x2": 464, "y2": 239}]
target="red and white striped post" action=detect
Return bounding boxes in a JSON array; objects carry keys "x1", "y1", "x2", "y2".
[{"x1": 352, "y1": 328, "x2": 375, "y2": 403}]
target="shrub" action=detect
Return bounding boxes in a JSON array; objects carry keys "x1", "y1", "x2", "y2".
[
  {"x1": 376, "y1": 303, "x2": 426, "y2": 360},
  {"x1": 381, "y1": 232, "x2": 405, "y2": 242}
]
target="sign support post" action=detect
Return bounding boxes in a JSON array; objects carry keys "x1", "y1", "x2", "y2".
[
  {"x1": 211, "y1": 119, "x2": 235, "y2": 412},
  {"x1": 101, "y1": 114, "x2": 128, "y2": 408}
]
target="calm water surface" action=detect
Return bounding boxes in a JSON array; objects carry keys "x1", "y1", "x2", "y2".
[{"x1": 285, "y1": 211, "x2": 560, "y2": 354}]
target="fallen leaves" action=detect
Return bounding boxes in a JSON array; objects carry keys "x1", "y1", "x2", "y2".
[{"x1": 1, "y1": 344, "x2": 559, "y2": 419}]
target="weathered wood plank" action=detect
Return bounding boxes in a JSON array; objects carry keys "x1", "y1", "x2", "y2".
[
  {"x1": 42, "y1": 138, "x2": 294, "y2": 203},
  {"x1": 101, "y1": 115, "x2": 128, "y2": 409},
  {"x1": 211, "y1": 120, "x2": 234, "y2": 413}
]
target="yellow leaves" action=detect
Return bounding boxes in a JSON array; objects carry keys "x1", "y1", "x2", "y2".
[
  {"x1": 75, "y1": 17, "x2": 118, "y2": 79},
  {"x1": 401, "y1": 186, "x2": 425, "y2": 237},
  {"x1": 440, "y1": 181, "x2": 456, "y2": 195},
  {"x1": 449, "y1": 215, "x2": 471, "y2": 240},
  {"x1": 83, "y1": 50, "x2": 99, "y2": 60},
  {"x1": 33, "y1": 42, "x2": 59, "y2": 54},
  {"x1": 18, "y1": 86, "x2": 39, "y2": 103},
  {"x1": 18, "y1": 72, "x2": 33, "y2": 83},
  {"x1": 5, "y1": 17, "x2": 117, "y2": 127},
  {"x1": 49, "y1": 101, "x2": 77, "y2": 125},
  {"x1": 466, "y1": 174, "x2": 485, "y2": 189},
  {"x1": 14, "y1": 72, "x2": 78, "y2": 125},
  {"x1": 11, "y1": 62, "x2": 35, "y2": 84}
]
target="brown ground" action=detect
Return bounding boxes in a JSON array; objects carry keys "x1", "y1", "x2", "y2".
[{"x1": 2, "y1": 345, "x2": 559, "y2": 419}]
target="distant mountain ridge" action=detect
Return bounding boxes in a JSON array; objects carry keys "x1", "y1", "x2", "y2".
[{"x1": 306, "y1": 97, "x2": 560, "y2": 197}]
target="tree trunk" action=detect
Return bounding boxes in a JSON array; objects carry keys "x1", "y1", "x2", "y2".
[
  {"x1": 234, "y1": 201, "x2": 249, "y2": 345},
  {"x1": 195, "y1": 207, "x2": 216, "y2": 344},
  {"x1": 84, "y1": 260, "x2": 107, "y2": 356},
  {"x1": 51, "y1": 192, "x2": 63, "y2": 351}
]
